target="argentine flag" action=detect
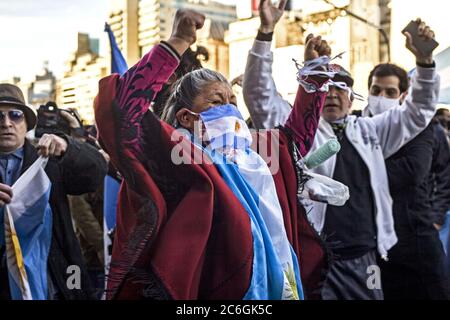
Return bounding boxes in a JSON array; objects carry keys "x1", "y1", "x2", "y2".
[
  {"x1": 200, "y1": 104, "x2": 253, "y2": 154},
  {"x1": 3, "y1": 157, "x2": 52, "y2": 300},
  {"x1": 198, "y1": 105, "x2": 303, "y2": 300}
]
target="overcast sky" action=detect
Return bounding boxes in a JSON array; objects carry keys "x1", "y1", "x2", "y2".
[
  {"x1": 0, "y1": 0, "x2": 242, "y2": 82},
  {"x1": 0, "y1": 0, "x2": 110, "y2": 82}
]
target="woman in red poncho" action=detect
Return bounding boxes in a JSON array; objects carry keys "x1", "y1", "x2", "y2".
[{"x1": 95, "y1": 5, "x2": 333, "y2": 300}]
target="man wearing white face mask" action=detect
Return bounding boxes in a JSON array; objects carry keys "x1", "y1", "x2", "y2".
[
  {"x1": 243, "y1": 13, "x2": 441, "y2": 299},
  {"x1": 364, "y1": 62, "x2": 450, "y2": 299}
]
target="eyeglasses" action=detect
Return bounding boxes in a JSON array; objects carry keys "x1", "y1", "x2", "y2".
[{"x1": 0, "y1": 110, "x2": 25, "y2": 123}]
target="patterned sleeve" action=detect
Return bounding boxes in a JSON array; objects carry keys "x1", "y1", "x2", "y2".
[
  {"x1": 114, "y1": 44, "x2": 180, "y2": 157},
  {"x1": 284, "y1": 80, "x2": 328, "y2": 157}
]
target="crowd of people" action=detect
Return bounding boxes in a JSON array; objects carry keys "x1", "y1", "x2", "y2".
[{"x1": 0, "y1": 0, "x2": 449, "y2": 300}]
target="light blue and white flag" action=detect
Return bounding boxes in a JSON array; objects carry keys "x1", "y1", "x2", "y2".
[
  {"x1": 3, "y1": 157, "x2": 52, "y2": 300},
  {"x1": 200, "y1": 104, "x2": 253, "y2": 153},
  {"x1": 196, "y1": 104, "x2": 303, "y2": 300}
]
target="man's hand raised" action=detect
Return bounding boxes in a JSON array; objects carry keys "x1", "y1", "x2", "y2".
[
  {"x1": 259, "y1": 0, "x2": 288, "y2": 34},
  {"x1": 403, "y1": 18, "x2": 436, "y2": 65},
  {"x1": 167, "y1": 9, "x2": 205, "y2": 56},
  {"x1": 304, "y1": 34, "x2": 332, "y2": 62}
]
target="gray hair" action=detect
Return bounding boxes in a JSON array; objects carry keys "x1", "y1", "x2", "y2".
[{"x1": 161, "y1": 68, "x2": 229, "y2": 127}]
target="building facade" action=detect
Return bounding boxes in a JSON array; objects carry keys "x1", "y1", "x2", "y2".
[
  {"x1": 57, "y1": 33, "x2": 107, "y2": 124},
  {"x1": 108, "y1": 0, "x2": 236, "y2": 76},
  {"x1": 28, "y1": 62, "x2": 57, "y2": 107},
  {"x1": 108, "y1": 0, "x2": 141, "y2": 70},
  {"x1": 227, "y1": 0, "x2": 383, "y2": 110}
]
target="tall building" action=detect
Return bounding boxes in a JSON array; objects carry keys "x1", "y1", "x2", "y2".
[
  {"x1": 158, "y1": 0, "x2": 237, "y2": 40},
  {"x1": 28, "y1": 62, "x2": 57, "y2": 107},
  {"x1": 227, "y1": 0, "x2": 383, "y2": 110},
  {"x1": 108, "y1": 0, "x2": 236, "y2": 75},
  {"x1": 108, "y1": 0, "x2": 140, "y2": 71},
  {"x1": 138, "y1": 0, "x2": 161, "y2": 55},
  {"x1": 57, "y1": 33, "x2": 107, "y2": 124}
]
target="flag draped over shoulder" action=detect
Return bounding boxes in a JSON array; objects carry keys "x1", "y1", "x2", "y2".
[
  {"x1": 4, "y1": 157, "x2": 52, "y2": 300},
  {"x1": 95, "y1": 74, "x2": 254, "y2": 300},
  {"x1": 198, "y1": 107, "x2": 303, "y2": 300}
]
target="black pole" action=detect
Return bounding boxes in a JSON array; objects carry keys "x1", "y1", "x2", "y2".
[{"x1": 321, "y1": 0, "x2": 391, "y2": 62}]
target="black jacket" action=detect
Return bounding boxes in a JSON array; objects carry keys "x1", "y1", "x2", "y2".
[
  {"x1": 386, "y1": 124, "x2": 435, "y2": 235},
  {"x1": 382, "y1": 124, "x2": 450, "y2": 299},
  {"x1": 428, "y1": 122, "x2": 450, "y2": 226},
  {"x1": 0, "y1": 136, "x2": 108, "y2": 300}
]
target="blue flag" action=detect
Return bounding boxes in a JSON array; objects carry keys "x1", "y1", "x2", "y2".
[
  {"x1": 104, "y1": 23, "x2": 128, "y2": 75},
  {"x1": 103, "y1": 23, "x2": 128, "y2": 279}
]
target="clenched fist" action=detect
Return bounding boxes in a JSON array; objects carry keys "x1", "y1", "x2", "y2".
[
  {"x1": 167, "y1": 9, "x2": 205, "y2": 56},
  {"x1": 304, "y1": 34, "x2": 332, "y2": 62},
  {"x1": 37, "y1": 134, "x2": 68, "y2": 158}
]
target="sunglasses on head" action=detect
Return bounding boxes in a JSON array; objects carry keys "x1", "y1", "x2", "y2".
[{"x1": 0, "y1": 110, "x2": 25, "y2": 123}]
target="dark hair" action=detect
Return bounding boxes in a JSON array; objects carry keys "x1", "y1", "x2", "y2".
[
  {"x1": 436, "y1": 108, "x2": 449, "y2": 117},
  {"x1": 153, "y1": 46, "x2": 210, "y2": 118},
  {"x1": 160, "y1": 68, "x2": 229, "y2": 127},
  {"x1": 175, "y1": 46, "x2": 209, "y2": 79},
  {"x1": 368, "y1": 63, "x2": 409, "y2": 93}
]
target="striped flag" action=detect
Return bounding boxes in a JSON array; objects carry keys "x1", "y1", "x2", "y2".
[
  {"x1": 4, "y1": 157, "x2": 52, "y2": 300},
  {"x1": 198, "y1": 105, "x2": 303, "y2": 300}
]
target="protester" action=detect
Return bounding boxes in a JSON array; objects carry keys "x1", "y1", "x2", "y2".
[
  {"x1": 362, "y1": 62, "x2": 450, "y2": 299},
  {"x1": 435, "y1": 108, "x2": 450, "y2": 143},
  {"x1": 62, "y1": 114, "x2": 107, "y2": 297},
  {"x1": 0, "y1": 83, "x2": 108, "y2": 300},
  {"x1": 243, "y1": 13, "x2": 440, "y2": 299},
  {"x1": 429, "y1": 114, "x2": 450, "y2": 231},
  {"x1": 93, "y1": 1, "x2": 349, "y2": 300}
]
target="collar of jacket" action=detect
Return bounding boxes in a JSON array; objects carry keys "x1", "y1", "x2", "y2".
[{"x1": 20, "y1": 139, "x2": 39, "y2": 176}]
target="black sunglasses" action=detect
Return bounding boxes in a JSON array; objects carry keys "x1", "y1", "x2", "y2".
[{"x1": 0, "y1": 110, "x2": 25, "y2": 123}]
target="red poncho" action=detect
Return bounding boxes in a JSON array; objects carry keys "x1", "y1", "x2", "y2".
[{"x1": 94, "y1": 44, "x2": 328, "y2": 300}]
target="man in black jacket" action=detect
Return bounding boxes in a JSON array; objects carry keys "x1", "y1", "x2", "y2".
[
  {"x1": 0, "y1": 83, "x2": 108, "y2": 300},
  {"x1": 428, "y1": 118, "x2": 450, "y2": 230},
  {"x1": 365, "y1": 64, "x2": 450, "y2": 299}
]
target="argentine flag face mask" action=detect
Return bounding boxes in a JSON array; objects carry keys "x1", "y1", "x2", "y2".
[{"x1": 190, "y1": 104, "x2": 253, "y2": 154}]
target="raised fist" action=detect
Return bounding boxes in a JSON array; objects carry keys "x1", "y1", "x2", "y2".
[
  {"x1": 168, "y1": 9, "x2": 205, "y2": 56},
  {"x1": 304, "y1": 34, "x2": 332, "y2": 62}
]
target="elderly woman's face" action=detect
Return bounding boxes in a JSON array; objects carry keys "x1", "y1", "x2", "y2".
[
  {"x1": 177, "y1": 81, "x2": 237, "y2": 131},
  {"x1": 191, "y1": 81, "x2": 237, "y2": 113}
]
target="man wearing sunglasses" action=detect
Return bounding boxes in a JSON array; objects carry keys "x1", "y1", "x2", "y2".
[{"x1": 0, "y1": 83, "x2": 108, "y2": 300}]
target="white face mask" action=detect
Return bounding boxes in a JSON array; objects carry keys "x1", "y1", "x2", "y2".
[
  {"x1": 191, "y1": 104, "x2": 253, "y2": 153},
  {"x1": 367, "y1": 95, "x2": 400, "y2": 116}
]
